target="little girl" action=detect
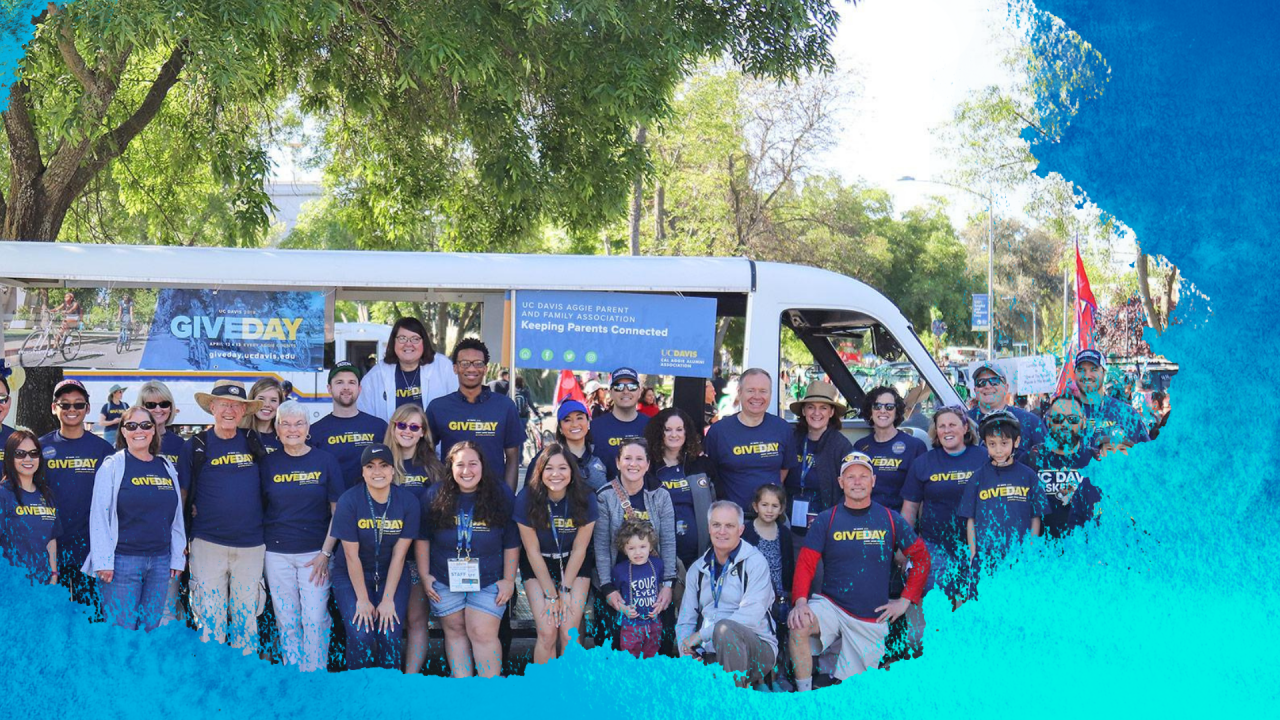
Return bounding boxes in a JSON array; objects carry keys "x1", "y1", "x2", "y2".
[
  {"x1": 611, "y1": 520, "x2": 664, "y2": 659},
  {"x1": 742, "y1": 484, "x2": 793, "y2": 688}
]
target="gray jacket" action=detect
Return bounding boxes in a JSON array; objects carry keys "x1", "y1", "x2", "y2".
[
  {"x1": 593, "y1": 480, "x2": 676, "y2": 594},
  {"x1": 83, "y1": 450, "x2": 186, "y2": 575},
  {"x1": 675, "y1": 540, "x2": 777, "y2": 656}
]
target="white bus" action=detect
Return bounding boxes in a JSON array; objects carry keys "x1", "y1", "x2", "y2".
[{"x1": 0, "y1": 242, "x2": 961, "y2": 438}]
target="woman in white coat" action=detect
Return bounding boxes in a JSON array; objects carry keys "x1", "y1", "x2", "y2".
[
  {"x1": 84, "y1": 406, "x2": 186, "y2": 631},
  {"x1": 357, "y1": 317, "x2": 458, "y2": 422}
]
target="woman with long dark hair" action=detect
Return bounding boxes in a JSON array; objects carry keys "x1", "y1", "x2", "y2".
[
  {"x1": 416, "y1": 441, "x2": 519, "y2": 677},
  {"x1": 643, "y1": 408, "x2": 715, "y2": 592},
  {"x1": 516, "y1": 443, "x2": 598, "y2": 663},
  {"x1": 84, "y1": 407, "x2": 186, "y2": 631},
  {"x1": 0, "y1": 430, "x2": 61, "y2": 585},
  {"x1": 358, "y1": 317, "x2": 458, "y2": 422},
  {"x1": 384, "y1": 403, "x2": 447, "y2": 675}
]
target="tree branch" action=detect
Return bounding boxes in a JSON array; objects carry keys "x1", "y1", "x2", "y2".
[
  {"x1": 4, "y1": 80, "x2": 44, "y2": 185},
  {"x1": 50, "y1": 3, "x2": 99, "y2": 95}
]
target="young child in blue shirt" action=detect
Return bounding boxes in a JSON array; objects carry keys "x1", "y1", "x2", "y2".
[{"x1": 610, "y1": 520, "x2": 664, "y2": 658}]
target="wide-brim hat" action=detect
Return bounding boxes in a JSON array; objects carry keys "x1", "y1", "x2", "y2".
[
  {"x1": 195, "y1": 380, "x2": 263, "y2": 415},
  {"x1": 789, "y1": 380, "x2": 848, "y2": 417}
]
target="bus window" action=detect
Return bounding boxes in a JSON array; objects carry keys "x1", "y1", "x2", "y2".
[{"x1": 780, "y1": 308, "x2": 946, "y2": 436}]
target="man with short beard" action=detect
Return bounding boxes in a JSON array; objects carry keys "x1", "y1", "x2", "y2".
[
  {"x1": 41, "y1": 379, "x2": 113, "y2": 609},
  {"x1": 589, "y1": 367, "x2": 650, "y2": 480},
  {"x1": 1073, "y1": 349, "x2": 1148, "y2": 450},
  {"x1": 310, "y1": 361, "x2": 389, "y2": 490},
  {"x1": 1022, "y1": 392, "x2": 1101, "y2": 539}
]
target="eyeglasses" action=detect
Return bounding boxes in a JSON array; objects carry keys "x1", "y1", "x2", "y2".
[
  {"x1": 975, "y1": 377, "x2": 1004, "y2": 388},
  {"x1": 122, "y1": 421, "x2": 155, "y2": 431},
  {"x1": 871, "y1": 402, "x2": 896, "y2": 412},
  {"x1": 142, "y1": 401, "x2": 173, "y2": 410},
  {"x1": 395, "y1": 422, "x2": 423, "y2": 433},
  {"x1": 10, "y1": 449, "x2": 40, "y2": 460},
  {"x1": 455, "y1": 360, "x2": 486, "y2": 369},
  {"x1": 612, "y1": 382, "x2": 640, "y2": 392},
  {"x1": 1048, "y1": 414, "x2": 1084, "y2": 425},
  {"x1": 395, "y1": 335, "x2": 423, "y2": 345},
  {"x1": 56, "y1": 402, "x2": 89, "y2": 411}
]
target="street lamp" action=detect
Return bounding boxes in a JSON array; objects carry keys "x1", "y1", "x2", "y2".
[{"x1": 898, "y1": 176, "x2": 995, "y2": 360}]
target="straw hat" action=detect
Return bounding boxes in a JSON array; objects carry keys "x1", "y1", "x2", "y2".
[
  {"x1": 788, "y1": 380, "x2": 848, "y2": 417},
  {"x1": 195, "y1": 379, "x2": 263, "y2": 414}
]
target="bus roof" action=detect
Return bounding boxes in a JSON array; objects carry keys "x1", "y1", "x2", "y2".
[{"x1": 0, "y1": 242, "x2": 756, "y2": 294}]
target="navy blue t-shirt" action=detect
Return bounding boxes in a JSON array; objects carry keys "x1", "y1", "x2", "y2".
[
  {"x1": 656, "y1": 464, "x2": 700, "y2": 566},
  {"x1": 40, "y1": 430, "x2": 113, "y2": 563},
  {"x1": 852, "y1": 429, "x2": 927, "y2": 512},
  {"x1": 1023, "y1": 444, "x2": 1101, "y2": 538},
  {"x1": 1083, "y1": 396, "x2": 1150, "y2": 446},
  {"x1": 260, "y1": 448, "x2": 345, "y2": 554},
  {"x1": 158, "y1": 431, "x2": 185, "y2": 465},
  {"x1": 178, "y1": 430, "x2": 264, "y2": 548},
  {"x1": 395, "y1": 366, "x2": 424, "y2": 409},
  {"x1": 426, "y1": 389, "x2": 524, "y2": 480},
  {"x1": 420, "y1": 483, "x2": 519, "y2": 588},
  {"x1": 0, "y1": 425, "x2": 13, "y2": 463},
  {"x1": 331, "y1": 484, "x2": 420, "y2": 584},
  {"x1": 900, "y1": 446, "x2": 988, "y2": 550},
  {"x1": 514, "y1": 487, "x2": 599, "y2": 565},
  {"x1": 612, "y1": 557, "x2": 664, "y2": 625},
  {"x1": 308, "y1": 412, "x2": 388, "y2": 490},
  {"x1": 703, "y1": 414, "x2": 799, "y2": 508},
  {"x1": 100, "y1": 401, "x2": 129, "y2": 443},
  {"x1": 116, "y1": 453, "x2": 178, "y2": 556},
  {"x1": 802, "y1": 502, "x2": 917, "y2": 619},
  {"x1": 590, "y1": 412, "x2": 651, "y2": 479},
  {"x1": 0, "y1": 483, "x2": 62, "y2": 582},
  {"x1": 398, "y1": 458, "x2": 435, "y2": 501},
  {"x1": 958, "y1": 461, "x2": 1050, "y2": 560},
  {"x1": 255, "y1": 431, "x2": 283, "y2": 455}
]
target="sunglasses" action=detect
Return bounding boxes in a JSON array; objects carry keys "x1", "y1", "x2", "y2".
[
  {"x1": 871, "y1": 402, "x2": 896, "y2": 412},
  {"x1": 143, "y1": 401, "x2": 173, "y2": 410},
  {"x1": 1048, "y1": 414, "x2": 1084, "y2": 425},
  {"x1": 10, "y1": 449, "x2": 40, "y2": 460},
  {"x1": 612, "y1": 382, "x2": 640, "y2": 392},
  {"x1": 395, "y1": 421, "x2": 423, "y2": 433},
  {"x1": 122, "y1": 421, "x2": 155, "y2": 431},
  {"x1": 56, "y1": 402, "x2": 89, "y2": 411},
  {"x1": 974, "y1": 377, "x2": 1004, "y2": 388},
  {"x1": 0, "y1": 394, "x2": 9, "y2": 404}
]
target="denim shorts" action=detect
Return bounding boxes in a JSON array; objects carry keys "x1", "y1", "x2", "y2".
[{"x1": 429, "y1": 580, "x2": 507, "y2": 619}]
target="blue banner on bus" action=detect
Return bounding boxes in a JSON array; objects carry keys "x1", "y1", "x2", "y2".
[
  {"x1": 140, "y1": 289, "x2": 325, "y2": 372},
  {"x1": 514, "y1": 290, "x2": 717, "y2": 378}
]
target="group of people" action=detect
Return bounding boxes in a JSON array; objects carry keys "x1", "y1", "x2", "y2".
[{"x1": 0, "y1": 324, "x2": 1154, "y2": 687}]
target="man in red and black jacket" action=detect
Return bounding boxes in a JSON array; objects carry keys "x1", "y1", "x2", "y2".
[{"x1": 787, "y1": 451, "x2": 931, "y2": 690}]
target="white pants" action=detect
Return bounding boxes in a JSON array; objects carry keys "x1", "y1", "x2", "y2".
[
  {"x1": 264, "y1": 551, "x2": 332, "y2": 672},
  {"x1": 189, "y1": 539, "x2": 265, "y2": 650}
]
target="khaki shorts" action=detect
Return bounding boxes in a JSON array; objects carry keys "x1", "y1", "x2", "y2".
[{"x1": 808, "y1": 595, "x2": 889, "y2": 680}]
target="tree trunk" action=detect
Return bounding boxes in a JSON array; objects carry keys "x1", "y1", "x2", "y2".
[
  {"x1": 1135, "y1": 251, "x2": 1161, "y2": 332},
  {"x1": 629, "y1": 125, "x2": 647, "y2": 256},
  {"x1": 1160, "y1": 264, "x2": 1179, "y2": 328},
  {"x1": 15, "y1": 366, "x2": 63, "y2": 437},
  {"x1": 654, "y1": 179, "x2": 665, "y2": 243}
]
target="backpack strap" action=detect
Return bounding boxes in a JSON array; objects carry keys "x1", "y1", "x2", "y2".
[
  {"x1": 611, "y1": 480, "x2": 637, "y2": 521},
  {"x1": 183, "y1": 430, "x2": 208, "y2": 538}
]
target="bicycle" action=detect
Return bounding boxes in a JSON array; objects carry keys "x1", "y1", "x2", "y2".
[
  {"x1": 522, "y1": 411, "x2": 554, "y2": 465},
  {"x1": 19, "y1": 314, "x2": 82, "y2": 366},
  {"x1": 115, "y1": 320, "x2": 133, "y2": 354}
]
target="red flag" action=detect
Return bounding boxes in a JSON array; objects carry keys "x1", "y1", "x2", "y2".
[
  {"x1": 1057, "y1": 239, "x2": 1099, "y2": 395},
  {"x1": 554, "y1": 369, "x2": 586, "y2": 407}
]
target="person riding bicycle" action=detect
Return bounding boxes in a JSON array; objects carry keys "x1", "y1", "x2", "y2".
[
  {"x1": 114, "y1": 295, "x2": 134, "y2": 343},
  {"x1": 53, "y1": 292, "x2": 81, "y2": 346}
]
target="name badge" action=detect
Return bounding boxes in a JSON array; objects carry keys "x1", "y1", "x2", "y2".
[
  {"x1": 791, "y1": 499, "x2": 810, "y2": 528},
  {"x1": 447, "y1": 557, "x2": 481, "y2": 592}
]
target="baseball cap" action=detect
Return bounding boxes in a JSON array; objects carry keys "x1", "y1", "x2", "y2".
[
  {"x1": 839, "y1": 451, "x2": 875, "y2": 475},
  {"x1": 557, "y1": 399, "x2": 589, "y2": 423},
  {"x1": 328, "y1": 361, "x2": 362, "y2": 383},
  {"x1": 611, "y1": 367, "x2": 639, "y2": 384},
  {"x1": 361, "y1": 443, "x2": 394, "y2": 466},
  {"x1": 972, "y1": 362, "x2": 1007, "y2": 382},
  {"x1": 53, "y1": 379, "x2": 89, "y2": 399},
  {"x1": 1074, "y1": 348, "x2": 1104, "y2": 368}
]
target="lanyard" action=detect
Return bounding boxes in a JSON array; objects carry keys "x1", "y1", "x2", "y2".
[
  {"x1": 799, "y1": 438, "x2": 816, "y2": 489},
  {"x1": 710, "y1": 557, "x2": 731, "y2": 609},
  {"x1": 546, "y1": 501, "x2": 567, "y2": 579},
  {"x1": 456, "y1": 508, "x2": 474, "y2": 559},
  {"x1": 364, "y1": 488, "x2": 389, "y2": 593}
]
